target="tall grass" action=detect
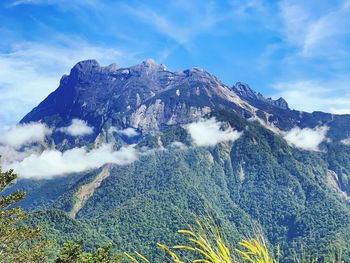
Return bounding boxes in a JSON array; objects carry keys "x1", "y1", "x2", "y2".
[
  {"x1": 124, "y1": 217, "x2": 346, "y2": 262},
  {"x1": 124, "y1": 218, "x2": 278, "y2": 263}
]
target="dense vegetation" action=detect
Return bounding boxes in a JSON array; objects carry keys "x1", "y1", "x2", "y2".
[
  {"x1": 0, "y1": 164, "x2": 52, "y2": 262},
  {"x1": 4, "y1": 110, "x2": 349, "y2": 262}
]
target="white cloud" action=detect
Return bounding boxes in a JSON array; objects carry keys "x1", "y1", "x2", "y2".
[
  {"x1": 0, "y1": 122, "x2": 51, "y2": 148},
  {"x1": 271, "y1": 79, "x2": 350, "y2": 114},
  {"x1": 283, "y1": 126, "x2": 329, "y2": 151},
  {"x1": 122, "y1": 1, "x2": 233, "y2": 49},
  {"x1": 8, "y1": 0, "x2": 98, "y2": 9},
  {"x1": 330, "y1": 108, "x2": 350, "y2": 115},
  {"x1": 260, "y1": 1, "x2": 350, "y2": 115},
  {"x1": 123, "y1": 5, "x2": 188, "y2": 45},
  {"x1": 5, "y1": 144, "x2": 138, "y2": 179},
  {"x1": 9, "y1": 0, "x2": 42, "y2": 6},
  {"x1": 230, "y1": 0, "x2": 267, "y2": 16},
  {"x1": 302, "y1": 4, "x2": 350, "y2": 57},
  {"x1": 279, "y1": 1, "x2": 310, "y2": 49},
  {"x1": 185, "y1": 118, "x2": 242, "y2": 147},
  {"x1": 58, "y1": 119, "x2": 93, "y2": 136},
  {"x1": 0, "y1": 40, "x2": 137, "y2": 126},
  {"x1": 170, "y1": 141, "x2": 187, "y2": 150},
  {"x1": 279, "y1": 1, "x2": 350, "y2": 58},
  {"x1": 109, "y1": 127, "x2": 139, "y2": 137},
  {"x1": 0, "y1": 145, "x2": 40, "y2": 163},
  {"x1": 341, "y1": 138, "x2": 350, "y2": 146}
]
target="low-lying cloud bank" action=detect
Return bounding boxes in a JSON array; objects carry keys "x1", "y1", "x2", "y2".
[
  {"x1": 283, "y1": 126, "x2": 329, "y2": 151},
  {"x1": 0, "y1": 145, "x2": 40, "y2": 163},
  {"x1": 5, "y1": 144, "x2": 137, "y2": 179},
  {"x1": 58, "y1": 119, "x2": 93, "y2": 136},
  {"x1": 0, "y1": 122, "x2": 51, "y2": 148},
  {"x1": 2, "y1": 118, "x2": 243, "y2": 179},
  {"x1": 185, "y1": 118, "x2": 242, "y2": 147}
]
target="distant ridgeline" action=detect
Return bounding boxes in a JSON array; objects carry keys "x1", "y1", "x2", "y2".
[{"x1": 6, "y1": 59, "x2": 350, "y2": 261}]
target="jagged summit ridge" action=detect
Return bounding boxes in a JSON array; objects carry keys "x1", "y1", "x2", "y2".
[
  {"x1": 72, "y1": 58, "x2": 166, "y2": 74},
  {"x1": 233, "y1": 82, "x2": 289, "y2": 110},
  {"x1": 20, "y1": 59, "x2": 350, "y2": 145},
  {"x1": 21, "y1": 59, "x2": 254, "y2": 132}
]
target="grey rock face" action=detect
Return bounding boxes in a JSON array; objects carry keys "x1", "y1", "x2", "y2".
[
  {"x1": 233, "y1": 82, "x2": 289, "y2": 110},
  {"x1": 21, "y1": 60, "x2": 252, "y2": 135},
  {"x1": 20, "y1": 59, "x2": 350, "y2": 145},
  {"x1": 273, "y1": 97, "x2": 289, "y2": 110}
]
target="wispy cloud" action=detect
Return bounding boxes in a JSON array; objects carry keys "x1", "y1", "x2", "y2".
[
  {"x1": 8, "y1": 0, "x2": 98, "y2": 9},
  {"x1": 272, "y1": 78, "x2": 350, "y2": 113},
  {"x1": 279, "y1": 0, "x2": 350, "y2": 58},
  {"x1": 121, "y1": 1, "x2": 234, "y2": 50},
  {"x1": 260, "y1": 1, "x2": 350, "y2": 114},
  {"x1": 278, "y1": 1, "x2": 310, "y2": 49},
  {"x1": 123, "y1": 5, "x2": 188, "y2": 46}
]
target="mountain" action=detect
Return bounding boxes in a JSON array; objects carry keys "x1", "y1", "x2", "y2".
[
  {"x1": 20, "y1": 59, "x2": 256, "y2": 141},
  {"x1": 8, "y1": 60, "x2": 350, "y2": 261},
  {"x1": 21, "y1": 59, "x2": 350, "y2": 144},
  {"x1": 232, "y1": 82, "x2": 289, "y2": 110}
]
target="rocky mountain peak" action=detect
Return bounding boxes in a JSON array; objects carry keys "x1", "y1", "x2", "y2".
[
  {"x1": 71, "y1": 59, "x2": 100, "y2": 73},
  {"x1": 232, "y1": 82, "x2": 289, "y2": 110},
  {"x1": 21, "y1": 59, "x2": 254, "y2": 135},
  {"x1": 143, "y1": 58, "x2": 166, "y2": 69},
  {"x1": 130, "y1": 59, "x2": 168, "y2": 74},
  {"x1": 106, "y1": 63, "x2": 119, "y2": 71},
  {"x1": 233, "y1": 82, "x2": 264, "y2": 100},
  {"x1": 273, "y1": 97, "x2": 289, "y2": 110}
]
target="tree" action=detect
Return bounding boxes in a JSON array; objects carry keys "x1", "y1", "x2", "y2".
[
  {"x1": 55, "y1": 241, "x2": 122, "y2": 263},
  {"x1": 0, "y1": 164, "x2": 52, "y2": 262}
]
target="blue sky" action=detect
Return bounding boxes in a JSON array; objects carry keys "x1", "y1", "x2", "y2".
[{"x1": 1, "y1": 0, "x2": 350, "y2": 126}]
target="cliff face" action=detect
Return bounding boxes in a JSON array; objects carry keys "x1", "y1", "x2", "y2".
[
  {"x1": 21, "y1": 60, "x2": 350, "y2": 147},
  {"x1": 20, "y1": 60, "x2": 244, "y2": 130}
]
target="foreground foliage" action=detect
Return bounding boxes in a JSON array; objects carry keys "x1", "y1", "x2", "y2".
[
  {"x1": 124, "y1": 219, "x2": 337, "y2": 263},
  {"x1": 0, "y1": 163, "x2": 52, "y2": 262},
  {"x1": 55, "y1": 241, "x2": 122, "y2": 263},
  {"x1": 1, "y1": 162, "x2": 122, "y2": 262},
  {"x1": 125, "y1": 219, "x2": 279, "y2": 263}
]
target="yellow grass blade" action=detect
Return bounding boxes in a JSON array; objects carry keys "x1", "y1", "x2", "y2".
[
  {"x1": 135, "y1": 251, "x2": 151, "y2": 263},
  {"x1": 124, "y1": 252, "x2": 140, "y2": 263}
]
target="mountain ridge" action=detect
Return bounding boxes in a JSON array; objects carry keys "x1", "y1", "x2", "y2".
[{"x1": 18, "y1": 59, "x2": 350, "y2": 154}]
